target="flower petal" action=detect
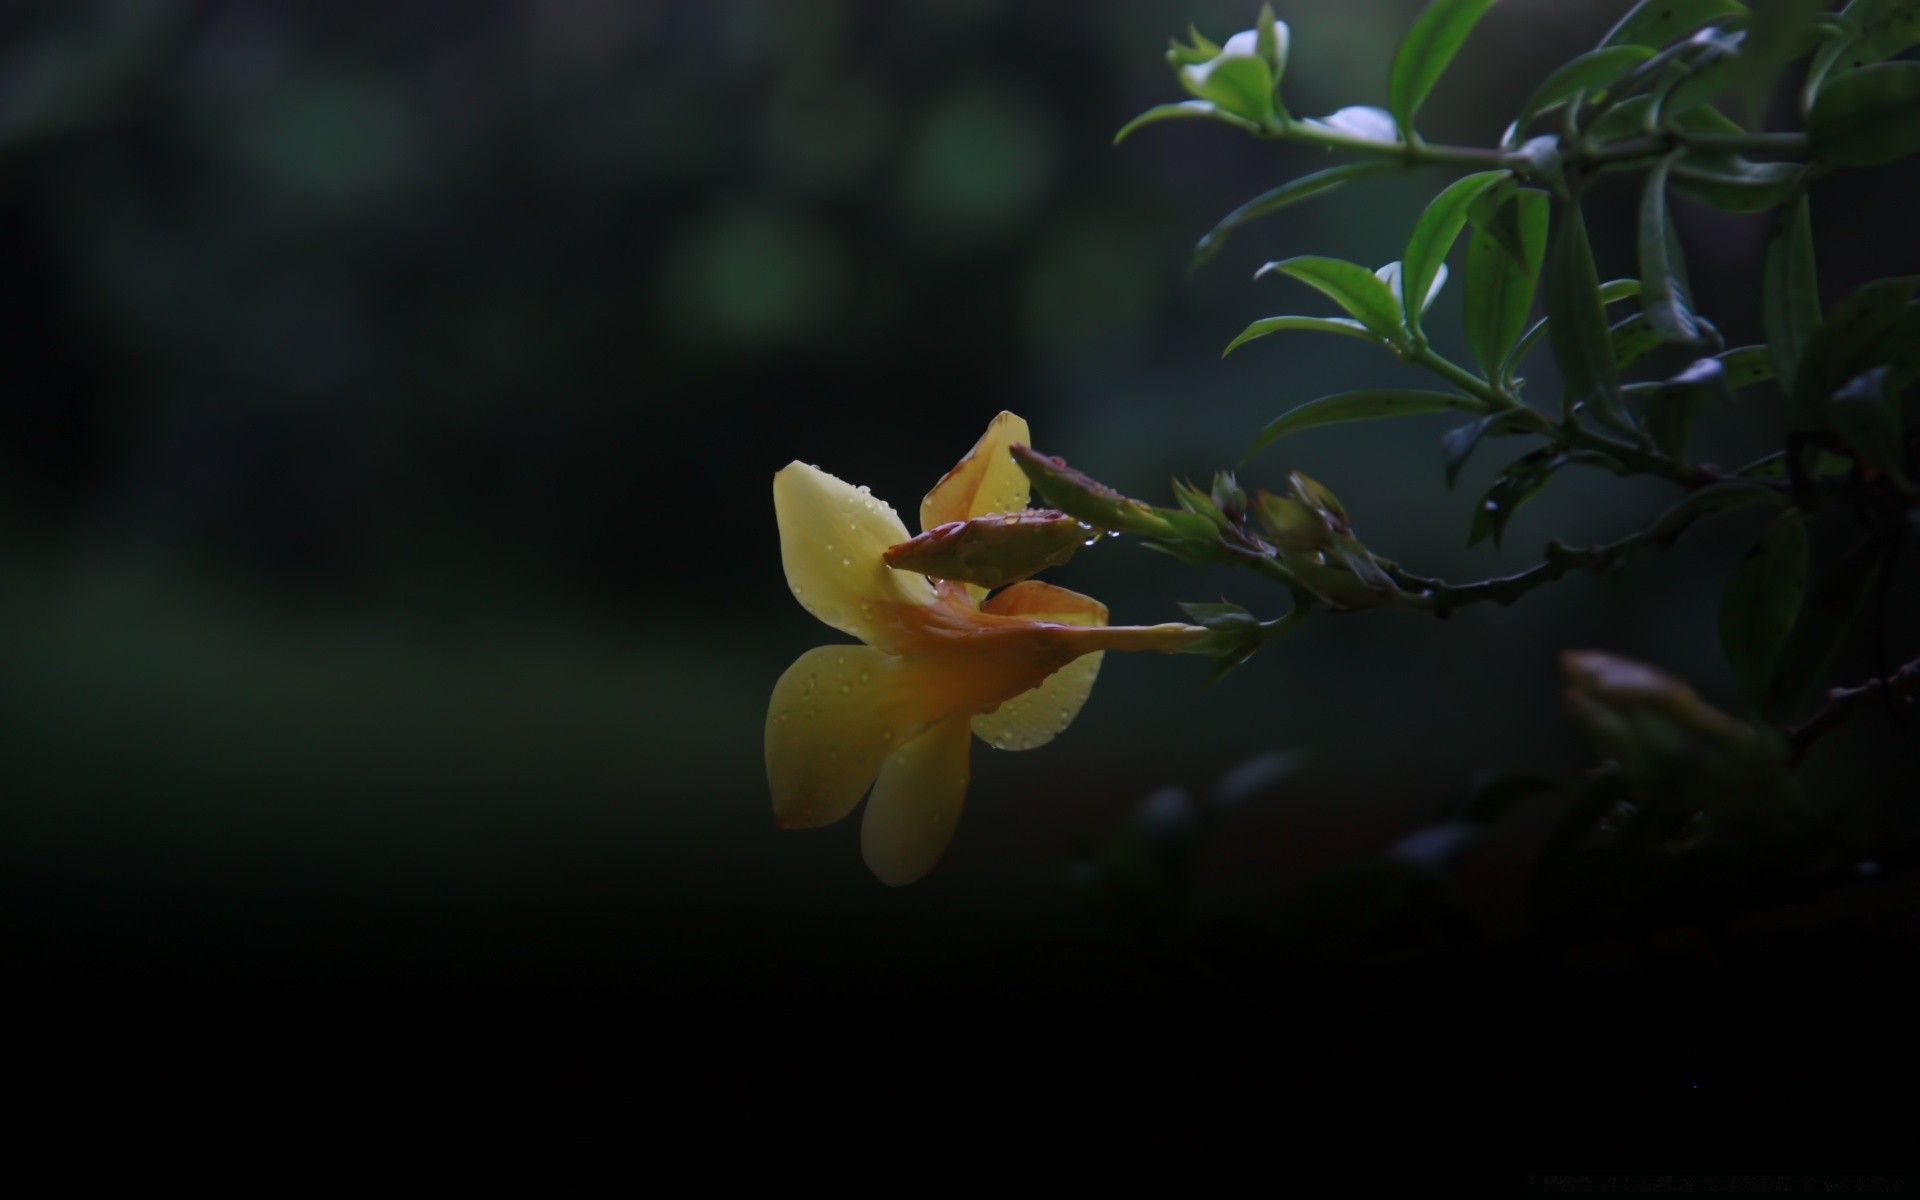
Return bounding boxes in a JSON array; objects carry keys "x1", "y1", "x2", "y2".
[
  {"x1": 860, "y1": 716, "x2": 972, "y2": 886},
  {"x1": 979, "y1": 579, "x2": 1109, "y2": 624},
  {"x1": 919, "y1": 411, "x2": 1033, "y2": 532},
  {"x1": 972, "y1": 580, "x2": 1109, "y2": 751},
  {"x1": 775, "y1": 462, "x2": 936, "y2": 649},
  {"x1": 766, "y1": 644, "x2": 943, "y2": 830}
]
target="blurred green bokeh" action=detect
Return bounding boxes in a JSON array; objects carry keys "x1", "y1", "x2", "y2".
[{"x1": 3, "y1": 0, "x2": 1914, "y2": 1003}]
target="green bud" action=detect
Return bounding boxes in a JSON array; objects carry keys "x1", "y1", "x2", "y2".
[
  {"x1": 1252, "y1": 490, "x2": 1330, "y2": 550},
  {"x1": 883, "y1": 509, "x2": 1086, "y2": 589},
  {"x1": 1286, "y1": 470, "x2": 1351, "y2": 532}
]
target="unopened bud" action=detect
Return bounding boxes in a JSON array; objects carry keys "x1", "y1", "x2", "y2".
[{"x1": 883, "y1": 509, "x2": 1085, "y2": 589}]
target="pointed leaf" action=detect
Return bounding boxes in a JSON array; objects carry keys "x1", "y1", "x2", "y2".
[
  {"x1": 1404, "y1": 170, "x2": 1511, "y2": 337},
  {"x1": 1639, "y1": 156, "x2": 1700, "y2": 344},
  {"x1": 1468, "y1": 448, "x2": 1563, "y2": 547},
  {"x1": 1500, "y1": 277, "x2": 1643, "y2": 379},
  {"x1": 1255, "y1": 256, "x2": 1407, "y2": 342},
  {"x1": 1509, "y1": 46, "x2": 1657, "y2": 144},
  {"x1": 1223, "y1": 315, "x2": 1378, "y2": 357},
  {"x1": 1389, "y1": 0, "x2": 1504, "y2": 133},
  {"x1": 1833, "y1": 0, "x2": 1920, "y2": 73},
  {"x1": 1716, "y1": 344, "x2": 1775, "y2": 389},
  {"x1": 1249, "y1": 390, "x2": 1483, "y2": 460},
  {"x1": 1115, "y1": 100, "x2": 1259, "y2": 144},
  {"x1": 1809, "y1": 61, "x2": 1920, "y2": 165},
  {"x1": 1762, "y1": 189, "x2": 1820, "y2": 397},
  {"x1": 1546, "y1": 198, "x2": 1630, "y2": 430},
  {"x1": 1192, "y1": 162, "x2": 1401, "y2": 271},
  {"x1": 1602, "y1": 0, "x2": 1749, "y2": 49},
  {"x1": 1178, "y1": 54, "x2": 1277, "y2": 127},
  {"x1": 1441, "y1": 408, "x2": 1543, "y2": 488},
  {"x1": 1733, "y1": 0, "x2": 1827, "y2": 118},
  {"x1": 1642, "y1": 356, "x2": 1728, "y2": 458},
  {"x1": 1463, "y1": 187, "x2": 1549, "y2": 379},
  {"x1": 1670, "y1": 159, "x2": 1803, "y2": 212}
]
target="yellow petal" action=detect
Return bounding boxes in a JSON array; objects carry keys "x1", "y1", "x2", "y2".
[
  {"x1": 920, "y1": 411, "x2": 1033, "y2": 532},
  {"x1": 972, "y1": 580, "x2": 1108, "y2": 751},
  {"x1": 860, "y1": 716, "x2": 972, "y2": 886},
  {"x1": 980, "y1": 579, "x2": 1109, "y2": 624},
  {"x1": 775, "y1": 462, "x2": 936, "y2": 650},
  {"x1": 766, "y1": 644, "x2": 942, "y2": 830}
]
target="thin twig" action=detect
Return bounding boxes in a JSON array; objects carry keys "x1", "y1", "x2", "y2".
[{"x1": 1788, "y1": 656, "x2": 1920, "y2": 758}]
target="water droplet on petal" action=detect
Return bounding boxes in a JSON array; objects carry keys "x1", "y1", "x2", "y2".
[
  {"x1": 839, "y1": 683, "x2": 851, "y2": 695},
  {"x1": 858, "y1": 671, "x2": 870, "y2": 683},
  {"x1": 841, "y1": 556, "x2": 852, "y2": 567}
]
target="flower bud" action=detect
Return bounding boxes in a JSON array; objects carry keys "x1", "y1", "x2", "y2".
[
  {"x1": 883, "y1": 509, "x2": 1086, "y2": 589},
  {"x1": 1010, "y1": 444, "x2": 1182, "y2": 539}
]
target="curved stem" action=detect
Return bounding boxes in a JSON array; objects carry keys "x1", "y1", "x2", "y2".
[{"x1": 1788, "y1": 656, "x2": 1920, "y2": 759}]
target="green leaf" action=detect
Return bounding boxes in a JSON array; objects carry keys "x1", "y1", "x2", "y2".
[
  {"x1": 1602, "y1": 0, "x2": 1749, "y2": 49},
  {"x1": 1389, "y1": 0, "x2": 1503, "y2": 134},
  {"x1": 1546, "y1": 198, "x2": 1630, "y2": 430},
  {"x1": 1501, "y1": 278, "x2": 1642, "y2": 379},
  {"x1": 1441, "y1": 407, "x2": 1542, "y2": 488},
  {"x1": 1762, "y1": 188, "x2": 1820, "y2": 396},
  {"x1": 1720, "y1": 510, "x2": 1810, "y2": 706},
  {"x1": 1468, "y1": 447, "x2": 1564, "y2": 547},
  {"x1": 1192, "y1": 162, "x2": 1400, "y2": 272},
  {"x1": 1114, "y1": 100, "x2": 1260, "y2": 145},
  {"x1": 1611, "y1": 311, "x2": 1665, "y2": 371},
  {"x1": 1223, "y1": 315, "x2": 1378, "y2": 357},
  {"x1": 1835, "y1": 0, "x2": 1920, "y2": 72},
  {"x1": 1178, "y1": 53, "x2": 1278, "y2": 127},
  {"x1": 1828, "y1": 365, "x2": 1910, "y2": 484},
  {"x1": 1255, "y1": 255, "x2": 1407, "y2": 343},
  {"x1": 1403, "y1": 170, "x2": 1511, "y2": 337},
  {"x1": 1765, "y1": 533, "x2": 1891, "y2": 720},
  {"x1": 1670, "y1": 158, "x2": 1803, "y2": 212},
  {"x1": 1509, "y1": 46, "x2": 1657, "y2": 144},
  {"x1": 1791, "y1": 275, "x2": 1920, "y2": 432},
  {"x1": 1463, "y1": 187, "x2": 1550, "y2": 380},
  {"x1": 1733, "y1": 0, "x2": 1827, "y2": 118},
  {"x1": 1717, "y1": 344, "x2": 1776, "y2": 389},
  {"x1": 1256, "y1": 5, "x2": 1291, "y2": 87},
  {"x1": 1809, "y1": 61, "x2": 1920, "y2": 165},
  {"x1": 1249, "y1": 390, "x2": 1483, "y2": 460},
  {"x1": 1641, "y1": 356, "x2": 1728, "y2": 458},
  {"x1": 1638, "y1": 155, "x2": 1700, "y2": 343}
]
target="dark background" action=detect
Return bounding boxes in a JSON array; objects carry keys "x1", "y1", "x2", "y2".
[{"x1": 4, "y1": 0, "x2": 1916, "y2": 1168}]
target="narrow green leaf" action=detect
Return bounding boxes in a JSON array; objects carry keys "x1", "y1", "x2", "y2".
[
  {"x1": 1441, "y1": 408, "x2": 1542, "y2": 488},
  {"x1": 1389, "y1": 0, "x2": 1504, "y2": 133},
  {"x1": 1720, "y1": 510, "x2": 1809, "y2": 706},
  {"x1": 1602, "y1": 0, "x2": 1749, "y2": 49},
  {"x1": 1501, "y1": 278, "x2": 1642, "y2": 379},
  {"x1": 1463, "y1": 187, "x2": 1549, "y2": 379},
  {"x1": 1762, "y1": 188, "x2": 1820, "y2": 396},
  {"x1": 1765, "y1": 534, "x2": 1890, "y2": 720},
  {"x1": 1546, "y1": 198, "x2": 1630, "y2": 429},
  {"x1": 1468, "y1": 447, "x2": 1563, "y2": 547},
  {"x1": 1192, "y1": 162, "x2": 1401, "y2": 271},
  {"x1": 1404, "y1": 170, "x2": 1511, "y2": 337},
  {"x1": 1255, "y1": 256, "x2": 1407, "y2": 342},
  {"x1": 1509, "y1": 46, "x2": 1657, "y2": 143},
  {"x1": 1642, "y1": 356, "x2": 1727, "y2": 457},
  {"x1": 1115, "y1": 100, "x2": 1259, "y2": 144},
  {"x1": 1733, "y1": 0, "x2": 1827, "y2": 118},
  {"x1": 1670, "y1": 159, "x2": 1803, "y2": 212},
  {"x1": 1808, "y1": 61, "x2": 1920, "y2": 165},
  {"x1": 1639, "y1": 155, "x2": 1700, "y2": 343},
  {"x1": 1223, "y1": 315, "x2": 1378, "y2": 357},
  {"x1": 1249, "y1": 390, "x2": 1483, "y2": 459}
]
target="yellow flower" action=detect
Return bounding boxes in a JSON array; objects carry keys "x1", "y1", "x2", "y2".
[{"x1": 767, "y1": 411, "x2": 1206, "y2": 886}]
